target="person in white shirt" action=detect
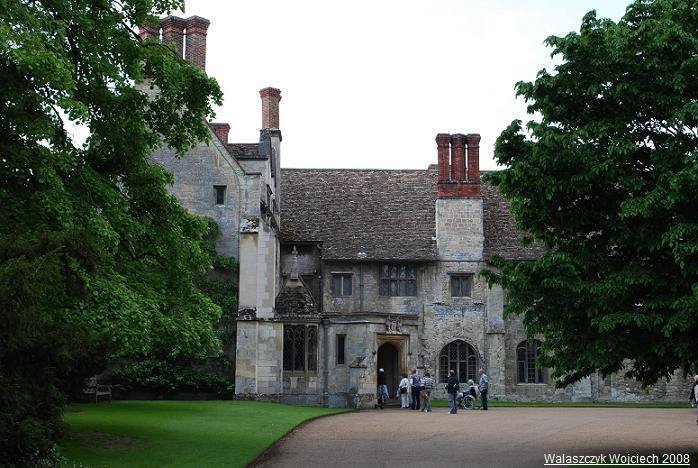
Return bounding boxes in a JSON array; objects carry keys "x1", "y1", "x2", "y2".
[{"x1": 398, "y1": 374, "x2": 410, "y2": 408}]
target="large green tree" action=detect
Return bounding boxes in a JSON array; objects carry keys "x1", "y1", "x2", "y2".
[
  {"x1": 485, "y1": 0, "x2": 697, "y2": 387},
  {"x1": 0, "y1": 0, "x2": 223, "y2": 464}
]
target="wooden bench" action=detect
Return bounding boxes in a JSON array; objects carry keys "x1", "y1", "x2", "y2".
[{"x1": 83, "y1": 377, "x2": 112, "y2": 403}]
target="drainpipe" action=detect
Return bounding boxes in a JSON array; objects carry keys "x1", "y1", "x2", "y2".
[
  {"x1": 357, "y1": 247, "x2": 366, "y2": 313},
  {"x1": 359, "y1": 263, "x2": 364, "y2": 313},
  {"x1": 322, "y1": 317, "x2": 329, "y2": 407}
]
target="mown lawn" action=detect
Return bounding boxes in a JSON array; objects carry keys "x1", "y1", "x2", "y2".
[{"x1": 61, "y1": 401, "x2": 350, "y2": 467}]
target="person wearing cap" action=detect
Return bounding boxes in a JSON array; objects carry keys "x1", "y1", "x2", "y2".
[{"x1": 376, "y1": 368, "x2": 389, "y2": 409}]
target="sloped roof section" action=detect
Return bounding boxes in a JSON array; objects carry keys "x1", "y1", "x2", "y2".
[
  {"x1": 226, "y1": 143, "x2": 263, "y2": 159},
  {"x1": 280, "y1": 168, "x2": 542, "y2": 262},
  {"x1": 280, "y1": 169, "x2": 439, "y2": 260},
  {"x1": 481, "y1": 181, "x2": 544, "y2": 261}
]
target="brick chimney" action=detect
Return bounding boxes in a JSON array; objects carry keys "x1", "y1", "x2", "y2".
[
  {"x1": 260, "y1": 87, "x2": 282, "y2": 129},
  {"x1": 436, "y1": 132, "x2": 481, "y2": 198},
  {"x1": 466, "y1": 134, "x2": 481, "y2": 183},
  {"x1": 185, "y1": 16, "x2": 210, "y2": 70},
  {"x1": 138, "y1": 21, "x2": 160, "y2": 41},
  {"x1": 451, "y1": 134, "x2": 467, "y2": 181},
  {"x1": 161, "y1": 16, "x2": 186, "y2": 58},
  {"x1": 210, "y1": 123, "x2": 230, "y2": 144},
  {"x1": 436, "y1": 133, "x2": 451, "y2": 182}
]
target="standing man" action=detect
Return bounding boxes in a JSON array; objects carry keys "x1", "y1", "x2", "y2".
[
  {"x1": 479, "y1": 368, "x2": 489, "y2": 411},
  {"x1": 446, "y1": 369, "x2": 459, "y2": 414},
  {"x1": 421, "y1": 371, "x2": 434, "y2": 413},
  {"x1": 410, "y1": 368, "x2": 421, "y2": 410}
]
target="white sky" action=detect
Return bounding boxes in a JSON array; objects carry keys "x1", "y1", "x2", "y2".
[{"x1": 178, "y1": 0, "x2": 630, "y2": 170}]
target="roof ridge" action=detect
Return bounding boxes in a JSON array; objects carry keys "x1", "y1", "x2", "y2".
[{"x1": 281, "y1": 167, "x2": 432, "y2": 172}]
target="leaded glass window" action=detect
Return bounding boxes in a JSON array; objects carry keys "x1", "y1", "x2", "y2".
[
  {"x1": 438, "y1": 340, "x2": 478, "y2": 384},
  {"x1": 379, "y1": 264, "x2": 417, "y2": 296},
  {"x1": 283, "y1": 324, "x2": 318, "y2": 373},
  {"x1": 517, "y1": 339, "x2": 546, "y2": 383}
]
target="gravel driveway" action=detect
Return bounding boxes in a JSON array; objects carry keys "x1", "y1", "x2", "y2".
[{"x1": 254, "y1": 407, "x2": 698, "y2": 467}]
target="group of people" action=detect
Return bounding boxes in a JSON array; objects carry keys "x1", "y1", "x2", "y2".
[
  {"x1": 446, "y1": 368, "x2": 488, "y2": 414},
  {"x1": 384, "y1": 367, "x2": 489, "y2": 414},
  {"x1": 397, "y1": 369, "x2": 436, "y2": 412}
]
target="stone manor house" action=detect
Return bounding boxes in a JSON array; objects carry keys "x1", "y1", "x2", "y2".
[{"x1": 143, "y1": 16, "x2": 688, "y2": 407}]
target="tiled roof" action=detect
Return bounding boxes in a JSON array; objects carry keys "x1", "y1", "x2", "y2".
[
  {"x1": 481, "y1": 181, "x2": 544, "y2": 261},
  {"x1": 280, "y1": 169, "x2": 438, "y2": 260},
  {"x1": 280, "y1": 168, "x2": 542, "y2": 262},
  {"x1": 226, "y1": 143, "x2": 262, "y2": 159}
]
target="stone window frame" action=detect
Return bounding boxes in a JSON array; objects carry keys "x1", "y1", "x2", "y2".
[
  {"x1": 330, "y1": 272, "x2": 353, "y2": 297},
  {"x1": 213, "y1": 185, "x2": 226, "y2": 205},
  {"x1": 336, "y1": 334, "x2": 346, "y2": 366},
  {"x1": 516, "y1": 339, "x2": 547, "y2": 384},
  {"x1": 449, "y1": 273, "x2": 473, "y2": 297},
  {"x1": 379, "y1": 264, "x2": 417, "y2": 297},
  {"x1": 438, "y1": 339, "x2": 478, "y2": 384},
  {"x1": 282, "y1": 324, "x2": 318, "y2": 375}
]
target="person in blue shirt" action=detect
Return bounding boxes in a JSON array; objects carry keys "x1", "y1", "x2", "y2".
[{"x1": 479, "y1": 368, "x2": 489, "y2": 410}]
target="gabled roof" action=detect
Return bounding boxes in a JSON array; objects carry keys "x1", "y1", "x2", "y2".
[{"x1": 280, "y1": 168, "x2": 542, "y2": 262}]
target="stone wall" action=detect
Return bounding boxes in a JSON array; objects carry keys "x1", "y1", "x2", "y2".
[
  {"x1": 436, "y1": 198, "x2": 483, "y2": 261},
  {"x1": 150, "y1": 131, "x2": 246, "y2": 257}
]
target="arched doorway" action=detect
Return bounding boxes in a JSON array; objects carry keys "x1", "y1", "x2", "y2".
[{"x1": 377, "y1": 342, "x2": 399, "y2": 400}]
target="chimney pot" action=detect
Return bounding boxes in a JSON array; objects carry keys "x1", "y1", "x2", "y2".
[
  {"x1": 185, "y1": 16, "x2": 210, "y2": 71},
  {"x1": 210, "y1": 123, "x2": 230, "y2": 144},
  {"x1": 260, "y1": 87, "x2": 282, "y2": 129}
]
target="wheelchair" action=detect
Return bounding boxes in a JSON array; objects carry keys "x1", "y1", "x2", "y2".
[{"x1": 456, "y1": 387, "x2": 481, "y2": 410}]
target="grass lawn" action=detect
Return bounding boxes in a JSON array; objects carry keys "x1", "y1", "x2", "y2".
[{"x1": 60, "y1": 400, "x2": 350, "y2": 468}]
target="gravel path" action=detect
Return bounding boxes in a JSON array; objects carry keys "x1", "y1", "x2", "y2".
[{"x1": 254, "y1": 407, "x2": 698, "y2": 468}]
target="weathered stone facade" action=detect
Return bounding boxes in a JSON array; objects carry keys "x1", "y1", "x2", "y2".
[{"x1": 148, "y1": 16, "x2": 691, "y2": 407}]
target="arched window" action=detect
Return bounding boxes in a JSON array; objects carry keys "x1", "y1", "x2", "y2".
[
  {"x1": 517, "y1": 339, "x2": 546, "y2": 383},
  {"x1": 439, "y1": 340, "x2": 478, "y2": 384}
]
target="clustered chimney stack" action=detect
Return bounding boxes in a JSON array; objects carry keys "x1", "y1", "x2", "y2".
[
  {"x1": 436, "y1": 132, "x2": 481, "y2": 198},
  {"x1": 138, "y1": 15, "x2": 210, "y2": 71},
  {"x1": 161, "y1": 16, "x2": 185, "y2": 57},
  {"x1": 185, "y1": 16, "x2": 210, "y2": 70},
  {"x1": 210, "y1": 123, "x2": 230, "y2": 144},
  {"x1": 260, "y1": 87, "x2": 282, "y2": 129}
]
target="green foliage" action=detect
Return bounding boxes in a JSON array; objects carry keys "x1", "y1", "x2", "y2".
[
  {"x1": 112, "y1": 358, "x2": 235, "y2": 396},
  {"x1": 0, "y1": 0, "x2": 223, "y2": 464},
  {"x1": 484, "y1": 0, "x2": 698, "y2": 387},
  {"x1": 195, "y1": 218, "x2": 239, "y2": 347},
  {"x1": 113, "y1": 218, "x2": 239, "y2": 397}
]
